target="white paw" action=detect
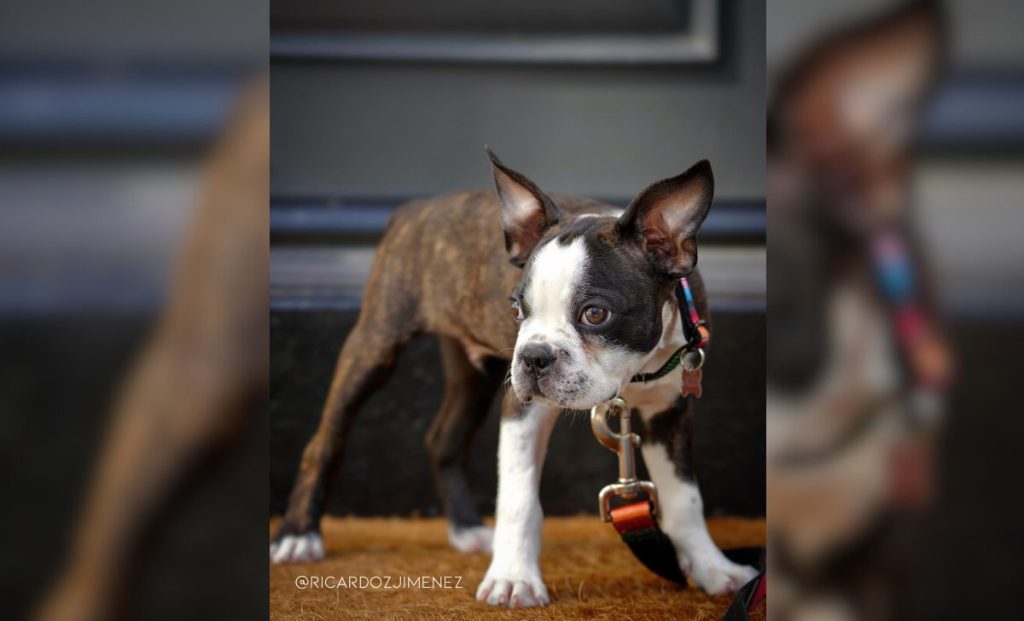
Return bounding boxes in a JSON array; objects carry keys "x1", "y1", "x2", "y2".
[
  {"x1": 689, "y1": 553, "x2": 758, "y2": 596},
  {"x1": 475, "y1": 562, "x2": 548, "y2": 608},
  {"x1": 270, "y1": 532, "x2": 324, "y2": 564},
  {"x1": 448, "y1": 524, "x2": 494, "y2": 554}
]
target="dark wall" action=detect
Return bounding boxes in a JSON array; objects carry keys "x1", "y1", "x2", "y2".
[
  {"x1": 0, "y1": 318, "x2": 269, "y2": 621},
  {"x1": 270, "y1": 1, "x2": 766, "y2": 199}
]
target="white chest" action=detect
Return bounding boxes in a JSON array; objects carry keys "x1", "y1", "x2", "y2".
[{"x1": 621, "y1": 373, "x2": 683, "y2": 421}]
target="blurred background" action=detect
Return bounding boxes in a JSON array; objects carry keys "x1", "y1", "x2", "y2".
[
  {"x1": 0, "y1": 0, "x2": 267, "y2": 619},
  {"x1": 270, "y1": 0, "x2": 767, "y2": 521},
  {"x1": 767, "y1": 1, "x2": 1024, "y2": 619}
]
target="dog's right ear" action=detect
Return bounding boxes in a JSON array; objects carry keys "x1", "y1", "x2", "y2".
[
  {"x1": 769, "y1": 1, "x2": 944, "y2": 159},
  {"x1": 487, "y1": 148, "x2": 560, "y2": 268}
]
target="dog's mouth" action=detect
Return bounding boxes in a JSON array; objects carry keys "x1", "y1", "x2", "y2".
[
  {"x1": 513, "y1": 374, "x2": 563, "y2": 407},
  {"x1": 513, "y1": 371, "x2": 616, "y2": 411},
  {"x1": 521, "y1": 390, "x2": 580, "y2": 411},
  {"x1": 512, "y1": 375, "x2": 543, "y2": 405}
]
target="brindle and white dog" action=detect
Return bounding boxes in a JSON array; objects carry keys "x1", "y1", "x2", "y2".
[
  {"x1": 270, "y1": 152, "x2": 757, "y2": 607},
  {"x1": 767, "y1": 2, "x2": 949, "y2": 619}
]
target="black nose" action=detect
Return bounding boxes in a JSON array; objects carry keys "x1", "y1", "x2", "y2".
[{"x1": 520, "y1": 343, "x2": 556, "y2": 375}]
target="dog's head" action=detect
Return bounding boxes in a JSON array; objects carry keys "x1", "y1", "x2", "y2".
[
  {"x1": 768, "y1": 1, "x2": 943, "y2": 224},
  {"x1": 487, "y1": 150, "x2": 713, "y2": 409},
  {"x1": 766, "y1": 0, "x2": 949, "y2": 574},
  {"x1": 767, "y1": 1, "x2": 944, "y2": 391}
]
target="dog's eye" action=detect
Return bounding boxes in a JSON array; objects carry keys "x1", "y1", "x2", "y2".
[
  {"x1": 581, "y1": 306, "x2": 611, "y2": 326},
  {"x1": 510, "y1": 299, "x2": 524, "y2": 322}
]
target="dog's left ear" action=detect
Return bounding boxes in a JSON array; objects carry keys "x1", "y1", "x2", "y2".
[
  {"x1": 487, "y1": 148, "x2": 560, "y2": 268},
  {"x1": 618, "y1": 159, "x2": 713, "y2": 278}
]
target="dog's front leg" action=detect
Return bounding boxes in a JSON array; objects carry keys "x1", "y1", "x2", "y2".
[
  {"x1": 641, "y1": 400, "x2": 758, "y2": 595},
  {"x1": 476, "y1": 400, "x2": 558, "y2": 608}
]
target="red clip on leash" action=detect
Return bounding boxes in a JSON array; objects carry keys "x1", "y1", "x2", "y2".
[{"x1": 591, "y1": 399, "x2": 686, "y2": 584}]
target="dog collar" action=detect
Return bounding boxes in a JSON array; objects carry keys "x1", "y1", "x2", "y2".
[
  {"x1": 629, "y1": 345, "x2": 687, "y2": 383},
  {"x1": 629, "y1": 277, "x2": 709, "y2": 384}
]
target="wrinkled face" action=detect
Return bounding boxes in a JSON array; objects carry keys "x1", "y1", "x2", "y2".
[{"x1": 509, "y1": 218, "x2": 666, "y2": 409}]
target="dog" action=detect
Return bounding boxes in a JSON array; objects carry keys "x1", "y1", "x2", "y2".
[
  {"x1": 270, "y1": 151, "x2": 758, "y2": 607},
  {"x1": 766, "y1": 2, "x2": 950, "y2": 619},
  {"x1": 34, "y1": 77, "x2": 269, "y2": 621}
]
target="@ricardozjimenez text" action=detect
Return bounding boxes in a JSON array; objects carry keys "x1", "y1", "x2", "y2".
[{"x1": 294, "y1": 575, "x2": 465, "y2": 590}]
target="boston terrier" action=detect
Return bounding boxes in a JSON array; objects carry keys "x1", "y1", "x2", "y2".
[
  {"x1": 271, "y1": 151, "x2": 757, "y2": 607},
  {"x1": 766, "y1": 2, "x2": 949, "y2": 619}
]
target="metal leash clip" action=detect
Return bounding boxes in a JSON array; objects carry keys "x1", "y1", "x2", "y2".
[{"x1": 590, "y1": 397, "x2": 659, "y2": 522}]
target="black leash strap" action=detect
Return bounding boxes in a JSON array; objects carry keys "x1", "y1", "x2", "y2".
[
  {"x1": 724, "y1": 570, "x2": 767, "y2": 621},
  {"x1": 609, "y1": 498, "x2": 765, "y2": 618},
  {"x1": 610, "y1": 500, "x2": 688, "y2": 584}
]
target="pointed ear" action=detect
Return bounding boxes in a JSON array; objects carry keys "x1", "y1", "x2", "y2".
[
  {"x1": 618, "y1": 159, "x2": 713, "y2": 278},
  {"x1": 772, "y1": 1, "x2": 944, "y2": 156},
  {"x1": 487, "y1": 148, "x2": 560, "y2": 267}
]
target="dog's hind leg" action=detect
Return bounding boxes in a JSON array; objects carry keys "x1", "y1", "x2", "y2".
[
  {"x1": 425, "y1": 336, "x2": 505, "y2": 553},
  {"x1": 271, "y1": 286, "x2": 418, "y2": 564}
]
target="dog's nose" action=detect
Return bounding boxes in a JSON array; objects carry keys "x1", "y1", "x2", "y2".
[{"x1": 520, "y1": 343, "x2": 556, "y2": 375}]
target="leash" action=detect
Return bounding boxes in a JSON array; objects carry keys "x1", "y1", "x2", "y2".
[
  {"x1": 870, "y1": 229, "x2": 952, "y2": 507},
  {"x1": 590, "y1": 398, "x2": 765, "y2": 619},
  {"x1": 870, "y1": 230, "x2": 950, "y2": 408},
  {"x1": 592, "y1": 278, "x2": 765, "y2": 618}
]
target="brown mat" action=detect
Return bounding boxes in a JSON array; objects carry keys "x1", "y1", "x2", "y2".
[{"x1": 270, "y1": 516, "x2": 765, "y2": 620}]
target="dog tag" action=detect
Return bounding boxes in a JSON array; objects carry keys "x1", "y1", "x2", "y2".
[
  {"x1": 888, "y1": 436, "x2": 934, "y2": 509},
  {"x1": 681, "y1": 368, "x2": 703, "y2": 399}
]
